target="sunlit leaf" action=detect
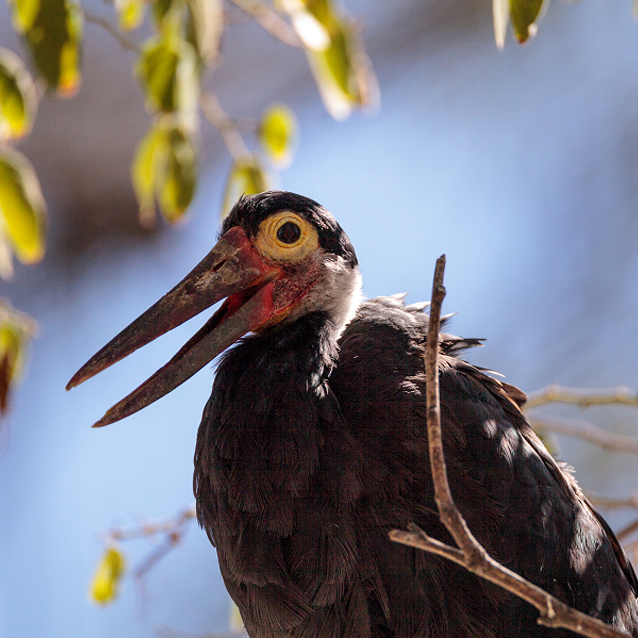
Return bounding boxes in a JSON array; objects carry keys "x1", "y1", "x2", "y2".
[
  {"x1": 277, "y1": 0, "x2": 329, "y2": 51},
  {"x1": 131, "y1": 122, "x2": 168, "y2": 227},
  {"x1": 0, "y1": 147, "x2": 46, "y2": 265},
  {"x1": 137, "y1": 35, "x2": 198, "y2": 116},
  {"x1": 185, "y1": 0, "x2": 223, "y2": 65},
  {"x1": 222, "y1": 157, "x2": 272, "y2": 218},
  {"x1": 132, "y1": 119, "x2": 197, "y2": 225},
  {"x1": 9, "y1": 0, "x2": 83, "y2": 96},
  {"x1": 90, "y1": 546, "x2": 126, "y2": 605},
  {"x1": 7, "y1": 0, "x2": 40, "y2": 32},
  {"x1": 229, "y1": 600, "x2": 244, "y2": 633},
  {"x1": 493, "y1": 0, "x2": 510, "y2": 50},
  {"x1": 0, "y1": 48, "x2": 37, "y2": 141},
  {"x1": 156, "y1": 125, "x2": 197, "y2": 223},
  {"x1": 114, "y1": 0, "x2": 145, "y2": 31},
  {"x1": 510, "y1": 0, "x2": 546, "y2": 43},
  {"x1": 0, "y1": 300, "x2": 36, "y2": 414},
  {"x1": 259, "y1": 104, "x2": 297, "y2": 168}
]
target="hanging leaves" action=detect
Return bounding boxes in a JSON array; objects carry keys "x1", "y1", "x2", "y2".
[
  {"x1": 114, "y1": 0, "x2": 146, "y2": 31},
  {"x1": 185, "y1": 0, "x2": 223, "y2": 66},
  {"x1": 493, "y1": 0, "x2": 548, "y2": 47},
  {"x1": 0, "y1": 300, "x2": 36, "y2": 415},
  {"x1": 278, "y1": 0, "x2": 377, "y2": 120},
  {"x1": 259, "y1": 104, "x2": 298, "y2": 168},
  {"x1": 0, "y1": 147, "x2": 46, "y2": 271},
  {"x1": 132, "y1": 119, "x2": 198, "y2": 226},
  {"x1": 222, "y1": 156, "x2": 272, "y2": 218},
  {"x1": 89, "y1": 546, "x2": 126, "y2": 605},
  {"x1": 0, "y1": 48, "x2": 37, "y2": 141},
  {"x1": 137, "y1": 34, "x2": 199, "y2": 116},
  {"x1": 7, "y1": 0, "x2": 83, "y2": 96}
]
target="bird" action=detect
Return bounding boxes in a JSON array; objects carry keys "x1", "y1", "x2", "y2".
[{"x1": 68, "y1": 191, "x2": 638, "y2": 638}]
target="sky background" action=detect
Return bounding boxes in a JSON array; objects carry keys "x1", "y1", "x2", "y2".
[{"x1": 1, "y1": 0, "x2": 638, "y2": 636}]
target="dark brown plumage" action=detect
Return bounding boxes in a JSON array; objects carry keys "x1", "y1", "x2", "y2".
[{"x1": 70, "y1": 192, "x2": 638, "y2": 638}]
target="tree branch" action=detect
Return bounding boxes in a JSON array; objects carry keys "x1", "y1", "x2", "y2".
[
  {"x1": 525, "y1": 385, "x2": 638, "y2": 410},
  {"x1": 83, "y1": 9, "x2": 142, "y2": 54},
  {"x1": 228, "y1": 0, "x2": 303, "y2": 48},
  {"x1": 527, "y1": 411, "x2": 638, "y2": 455},
  {"x1": 200, "y1": 93, "x2": 252, "y2": 162},
  {"x1": 389, "y1": 257, "x2": 632, "y2": 638}
]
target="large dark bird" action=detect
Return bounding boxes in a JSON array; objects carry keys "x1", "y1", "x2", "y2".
[{"x1": 68, "y1": 191, "x2": 638, "y2": 638}]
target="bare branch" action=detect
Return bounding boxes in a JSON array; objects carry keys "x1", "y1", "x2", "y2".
[
  {"x1": 585, "y1": 493, "x2": 638, "y2": 510},
  {"x1": 528, "y1": 412, "x2": 638, "y2": 455},
  {"x1": 104, "y1": 507, "x2": 196, "y2": 543},
  {"x1": 200, "y1": 94, "x2": 252, "y2": 162},
  {"x1": 83, "y1": 9, "x2": 142, "y2": 54},
  {"x1": 389, "y1": 257, "x2": 632, "y2": 638},
  {"x1": 617, "y1": 516, "x2": 638, "y2": 543},
  {"x1": 525, "y1": 385, "x2": 638, "y2": 410},
  {"x1": 228, "y1": 0, "x2": 303, "y2": 48}
]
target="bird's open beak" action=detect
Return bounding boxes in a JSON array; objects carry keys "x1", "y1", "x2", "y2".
[{"x1": 66, "y1": 226, "x2": 287, "y2": 427}]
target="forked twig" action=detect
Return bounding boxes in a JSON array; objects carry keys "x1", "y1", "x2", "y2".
[
  {"x1": 389, "y1": 256, "x2": 631, "y2": 638},
  {"x1": 525, "y1": 385, "x2": 638, "y2": 410}
]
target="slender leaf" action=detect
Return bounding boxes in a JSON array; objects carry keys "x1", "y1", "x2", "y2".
[
  {"x1": 222, "y1": 157, "x2": 272, "y2": 218},
  {"x1": 259, "y1": 104, "x2": 298, "y2": 168},
  {"x1": 156, "y1": 125, "x2": 197, "y2": 223},
  {"x1": 9, "y1": 0, "x2": 83, "y2": 96},
  {"x1": 0, "y1": 147, "x2": 46, "y2": 265},
  {"x1": 114, "y1": 0, "x2": 145, "y2": 31},
  {"x1": 510, "y1": 0, "x2": 546, "y2": 43},
  {"x1": 90, "y1": 546, "x2": 126, "y2": 605},
  {"x1": 0, "y1": 48, "x2": 37, "y2": 141},
  {"x1": 137, "y1": 35, "x2": 198, "y2": 116},
  {"x1": 185, "y1": 0, "x2": 223, "y2": 64}
]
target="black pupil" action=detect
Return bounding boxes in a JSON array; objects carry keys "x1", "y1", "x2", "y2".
[{"x1": 277, "y1": 221, "x2": 301, "y2": 244}]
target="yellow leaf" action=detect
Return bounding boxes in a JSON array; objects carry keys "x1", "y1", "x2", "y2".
[
  {"x1": 90, "y1": 546, "x2": 126, "y2": 605},
  {"x1": 509, "y1": 0, "x2": 547, "y2": 44},
  {"x1": 156, "y1": 125, "x2": 197, "y2": 223},
  {"x1": 185, "y1": 0, "x2": 223, "y2": 64},
  {"x1": 0, "y1": 48, "x2": 37, "y2": 141},
  {"x1": 259, "y1": 104, "x2": 298, "y2": 168},
  {"x1": 222, "y1": 157, "x2": 272, "y2": 218},
  {"x1": 0, "y1": 147, "x2": 46, "y2": 264},
  {"x1": 9, "y1": 0, "x2": 83, "y2": 96},
  {"x1": 277, "y1": 0, "x2": 329, "y2": 51},
  {"x1": 114, "y1": 0, "x2": 145, "y2": 31},
  {"x1": 131, "y1": 122, "x2": 169, "y2": 227},
  {"x1": 0, "y1": 300, "x2": 36, "y2": 413},
  {"x1": 137, "y1": 35, "x2": 198, "y2": 116}
]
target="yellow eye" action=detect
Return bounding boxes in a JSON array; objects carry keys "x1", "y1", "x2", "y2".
[{"x1": 255, "y1": 211, "x2": 318, "y2": 261}]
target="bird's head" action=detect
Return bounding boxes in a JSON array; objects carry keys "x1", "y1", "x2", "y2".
[{"x1": 66, "y1": 191, "x2": 361, "y2": 427}]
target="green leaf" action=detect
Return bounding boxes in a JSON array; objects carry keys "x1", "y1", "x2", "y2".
[
  {"x1": 131, "y1": 120, "x2": 197, "y2": 225},
  {"x1": 276, "y1": 0, "x2": 329, "y2": 51},
  {"x1": 137, "y1": 35, "x2": 198, "y2": 116},
  {"x1": 0, "y1": 147, "x2": 46, "y2": 265},
  {"x1": 8, "y1": 0, "x2": 83, "y2": 96},
  {"x1": 185, "y1": 0, "x2": 223, "y2": 65},
  {"x1": 114, "y1": 0, "x2": 145, "y2": 31},
  {"x1": 510, "y1": 0, "x2": 546, "y2": 44},
  {"x1": 0, "y1": 300, "x2": 36, "y2": 414},
  {"x1": 259, "y1": 104, "x2": 297, "y2": 168},
  {"x1": 222, "y1": 157, "x2": 271, "y2": 218},
  {"x1": 493, "y1": 0, "x2": 510, "y2": 50},
  {"x1": 90, "y1": 546, "x2": 126, "y2": 605},
  {"x1": 0, "y1": 48, "x2": 37, "y2": 141},
  {"x1": 156, "y1": 125, "x2": 197, "y2": 223}
]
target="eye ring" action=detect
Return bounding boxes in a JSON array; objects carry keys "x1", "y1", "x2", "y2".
[{"x1": 276, "y1": 221, "x2": 302, "y2": 245}]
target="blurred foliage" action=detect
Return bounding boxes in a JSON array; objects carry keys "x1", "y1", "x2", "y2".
[
  {"x1": 90, "y1": 546, "x2": 126, "y2": 605},
  {"x1": 223, "y1": 155, "x2": 272, "y2": 217},
  {"x1": 0, "y1": 299, "x2": 36, "y2": 414},
  {"x1": 259, "y1": 103, "x2": 298, "y2": 169},
  {"x1": 493, "y1": 0, "x2": 548, "y2": 48}
]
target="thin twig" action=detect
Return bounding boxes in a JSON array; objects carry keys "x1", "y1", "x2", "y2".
[
  {"x1": 83, "y1": 9, "x2": 142, "y2": 54},
  {"x1": 617, "y1": 516, "x2": 638, "y2": 543},
  {"x1": 525, "y1": 385, "x2": 638, "y2": 410},
  {"x1": 200, "y1": 93, "x2": 252, "y2": 162},
  {"x1": 585, "y1": 493, "x2": 638, "y2": 510},
  {"x1": 389, "y1": 257, "x2": 631, "y2": 638},
  {"x1": 104, "y1": 507, "x2": 196, "y2": 543},
  {"x1": 528, "y1": 412, "x2": 638, "y2": 455},
  {"x1": 228, "y1": 0, "x2": 303, "y2": 48}
]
